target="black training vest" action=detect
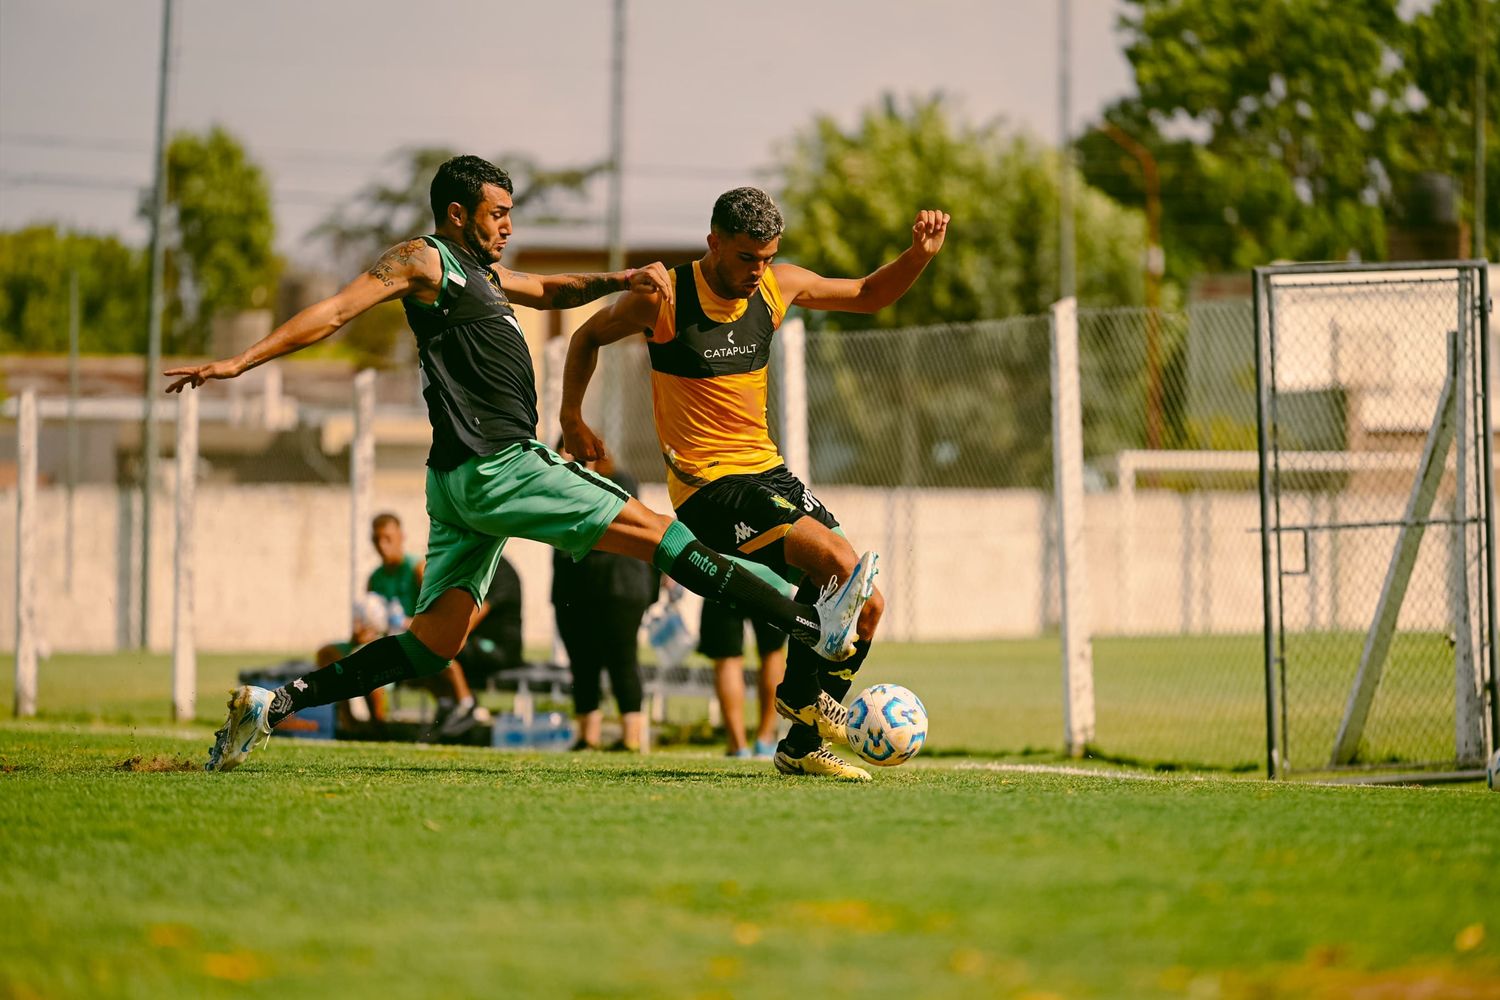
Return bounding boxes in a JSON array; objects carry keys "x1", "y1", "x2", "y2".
[
  {"x1": 402, "y1": 235, "x2": 538, "y2": 470},
  {"x1": 646, "y1": 263, "x2": 777, "y2": 379}
]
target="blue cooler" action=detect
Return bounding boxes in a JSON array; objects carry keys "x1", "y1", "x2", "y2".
[{"x1": 491, "y1": 712, "x2": 571, "y2": 751}]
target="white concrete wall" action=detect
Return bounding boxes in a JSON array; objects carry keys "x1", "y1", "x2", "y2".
[{"x1": 0, "y1": 482, "x2": 1465, "y2": 653}]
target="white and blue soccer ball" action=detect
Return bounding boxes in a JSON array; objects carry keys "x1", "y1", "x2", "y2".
[
  {"x1": 1488, "y1": 747, "x2": 1500, "y2": 792},
  {"x1": 846, "y1": 684, "x2": 928, "y2": 767}
]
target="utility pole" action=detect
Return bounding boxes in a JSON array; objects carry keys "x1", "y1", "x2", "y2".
[
  {"x1": 67, "y1": 270, "x2": 80, "y2": 591},
  {"x1": 606, "y1": 0, "x2": 626, "y2": 277},
  {"x1": 603, "y1": 0, "x2": 628, "y2": 447},
  {"x1": 140, "y1": 0, "x2": 174, "y2": 648},
  {"x1": 1476, "y1": 0, "x2": 1487, "y2": 257},
  {"x1": 1058, "y1": 0, "x2": 1075, "y2": 300},
  {"x1": 1101, "y1": 123, "x2": 1165, "y2": 449}
]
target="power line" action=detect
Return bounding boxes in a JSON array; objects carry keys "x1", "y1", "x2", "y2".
[
  {"x1": 0, "y1": 171, "x2": 348, "y2": 205},
  {"x1": 1, "y1": 132, "x2": 772, "y2": 179}
]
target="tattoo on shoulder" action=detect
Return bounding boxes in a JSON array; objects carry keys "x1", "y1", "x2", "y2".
[
  {"x1": 368, "y1": 238, "x2": 430, "y2": 288},
  {"x1": 551, "y1": 274, "x2": 622, "y2": 310}
]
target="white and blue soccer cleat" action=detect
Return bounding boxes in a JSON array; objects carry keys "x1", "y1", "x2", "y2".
[
  {"x1": 205, "y1": 686, "x2": 274, "y2": 772},
  {"x1": 812, "y1": 551, "x2": 879, "y2": 661}
]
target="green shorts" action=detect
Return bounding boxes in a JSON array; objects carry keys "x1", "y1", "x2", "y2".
[{"x1": 415, "y1": 440, "x2": 629, "y2": 614}]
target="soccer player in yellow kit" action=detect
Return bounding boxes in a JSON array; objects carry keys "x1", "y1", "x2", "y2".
[{"x1": 562, "y1": 188, "x2": 948, "y2": 780}]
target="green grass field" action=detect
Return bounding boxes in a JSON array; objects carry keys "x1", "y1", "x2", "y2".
[
  {"x1": 0, "y1": 633, "x2": 1470, "y2": 772},
  {"x1": 2, "y1": 725, "x2": 1496, "y2": 999},
  {"x1": 2, "y1": 645, "x2": 1498, "y2": 998}
]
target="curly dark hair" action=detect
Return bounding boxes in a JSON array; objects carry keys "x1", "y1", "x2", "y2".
[
  {"x1": 430, "y1": 155, "x2": 513, "y2": 226},
  {"x1": 710, "y1": 187, "x2": 784, "y2": 242}
]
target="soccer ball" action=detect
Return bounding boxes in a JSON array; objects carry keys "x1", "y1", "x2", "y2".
[
  {"x1": 1488, "y1": 747, "x2": 1500, "y2": 792},
  {"x1": 846, "y1": 684, "x2": 928, "y2": 767}
]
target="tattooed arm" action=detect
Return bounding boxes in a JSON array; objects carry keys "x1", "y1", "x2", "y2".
[
  {"x1": 165, "y1": 239, "x2": 440, "y2": 392},
  {"x1": 496, "y1": 262, "x2": 673, "y2": 310}
]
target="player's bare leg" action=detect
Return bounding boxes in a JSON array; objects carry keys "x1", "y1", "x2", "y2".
[
  {"x1": 783, "y1": 517, "x2": 886, "y2": 642},
  {"x1": 408, "y1": 595, "x2": 489, "y2": 738},
  {"x1": 752, "y1": 646, "x2": 786, "y2": 755},
  {"x1": 594, "y1": 500, "x2": 875, "y2": 661},
  {"x1": 713, "y1": 654, "x2": 751, "y2": 755}
]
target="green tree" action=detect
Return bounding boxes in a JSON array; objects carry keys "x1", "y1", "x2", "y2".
[
  {"x1": 316, "y1": 146, "x2": 608, "y2": 268},
  {"x1": 1082, "y1": 0, "x2": 1497, "y2": 274},
  {"x1": 0, "y1": 226, "x2": 148, "y2": 354},
  {"x1": 774, "y1": 95, "x2": 1149, "y2": 487},
  {"x1": 310, "y1": 147, "x2": 607, "y2": 366},
  {"x1": 1401, "y1": 0, "x2": 1499, "y2": 259},
  {"x1": 778, "y1": 95, "x2": 1145, "y2": 326},
  {"x1": 157, "y1": 126, "x2": 280, "y2": 355},
  {"x1": 1079, "y1": 0, "x2": 1400, "y2": 278}
]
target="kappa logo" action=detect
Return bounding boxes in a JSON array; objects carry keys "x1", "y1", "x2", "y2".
[
  {"x1": 733, "y1": 522, "x2": 754, "y2": 544},
  {"x1": 292, "y1": 678, "x2": 308, "y2": 692}
]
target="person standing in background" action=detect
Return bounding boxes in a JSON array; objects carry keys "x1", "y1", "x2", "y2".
[
  {"x1": 552, "y1": 452, "x2": 658, "y2": 752},
  {"x1": 699, "y1": 601, "x2": 788, "y2": 758}
]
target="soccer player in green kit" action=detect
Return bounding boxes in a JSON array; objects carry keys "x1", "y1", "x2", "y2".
[{"x1": 165, "y1": 156, "x2": 878, "y2": 772}]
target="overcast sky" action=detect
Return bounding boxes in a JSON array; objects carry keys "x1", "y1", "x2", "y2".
[{"x1": 0, "y1": 0, "x2": 1135, "y2": 264}]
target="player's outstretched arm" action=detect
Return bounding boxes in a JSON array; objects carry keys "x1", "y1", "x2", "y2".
[
  {"x1": 558, "y1": 286, "x2": 664, "y2": 461},
  {"x1": 163, "y1": 239, "x2": 440, "y2": 393},
  {"x1": 774, "y1": 209, "x2": 950, "y2": 314},
  {"x1": 497, "y1": 262, "x2": 672, "y2": 311}
]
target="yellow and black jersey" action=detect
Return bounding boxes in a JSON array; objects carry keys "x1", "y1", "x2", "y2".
[{"x1": 647, "y1": 261, "x2": 788, "y2": 508}]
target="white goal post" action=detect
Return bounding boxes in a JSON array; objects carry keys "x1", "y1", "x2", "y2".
[{"x1": 1051, "y1": 297, "x2": 1095, "y2": 755}]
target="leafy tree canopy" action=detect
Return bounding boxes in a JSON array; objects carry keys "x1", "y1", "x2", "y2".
[
  {"x1": 0, "y1": 226, "x2": 148, "y2": 354},
  {"x1": 156, "y1": 126, "x2": 280, "y2": 353},
  {"x1": 776, "y1": 94, "x2": 1148, "y2": 326},
  {"x1": 1079, "y1": 0, "x2": 1497, "y2": 277},
  {"x1": 315, "y1": 146, "x2": 609, "y2": 269}
]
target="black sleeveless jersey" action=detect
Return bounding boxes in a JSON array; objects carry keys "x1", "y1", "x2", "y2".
[{"x1": 402, "y1": 235, "x2": 538, "y2": 470}]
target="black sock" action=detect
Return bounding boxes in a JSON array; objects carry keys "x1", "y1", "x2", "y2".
[
  {"x1": 655, "y1": 529, "x2": 822, "y2": 649},
  {"x1": 778, "y1": 582, "x2": 874, "y2": 753},
  {"x1": 267, "y1": 632, "x2": 448, "y2": 726}
]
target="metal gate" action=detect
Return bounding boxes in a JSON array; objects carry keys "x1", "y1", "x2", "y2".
[{"x1": 1254, "y1": 261, "x2": 1497, "y2": 778}]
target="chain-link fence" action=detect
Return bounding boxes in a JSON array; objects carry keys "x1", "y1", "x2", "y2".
[
  {"x1": 1257, "y1": 262, "x2": 1496, "y2": 777},
  {"x1": 581, "y1": 301, "x2": 1293, "y2": 768},
  {"x1": 71, "y1": 282, "x2": 1486, "y2": 774},
  {"x1": 24, "y1": 278, "x2": 1477, "y2": 772}
]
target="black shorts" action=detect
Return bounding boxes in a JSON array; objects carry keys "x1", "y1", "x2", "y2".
[
  {"x1": 698, "y1": 598, "x2": 788, "y2": 659},
  {"x1": 673, "y1": 465, "x2": 839, "y2": 582}
]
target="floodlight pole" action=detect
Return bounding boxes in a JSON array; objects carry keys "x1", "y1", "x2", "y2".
[{"x1": 140, "y1": 0, "x2": 174, "y2": 649}]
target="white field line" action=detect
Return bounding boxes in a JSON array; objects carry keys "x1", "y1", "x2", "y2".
[{"x1": 951, "y1": 760, "x2": 1206, "y2": 781}]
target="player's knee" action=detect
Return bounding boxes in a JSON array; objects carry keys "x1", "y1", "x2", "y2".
[
  {"x1": 407, "y1": 617, "x2": 465, "y2": 662},
  {"x1": 788, "y1": 519, "x2": 857, "y2": 579}
]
